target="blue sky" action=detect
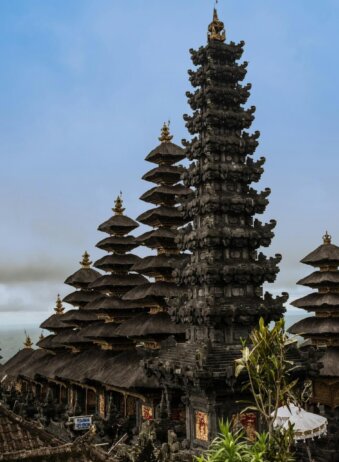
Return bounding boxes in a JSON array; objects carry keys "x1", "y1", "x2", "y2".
[{"x1": 0, "y1": 0, "x2": 339, "y2": 327}]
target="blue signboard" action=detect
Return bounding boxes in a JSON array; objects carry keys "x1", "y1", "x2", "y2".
[{"x1": 73, "y1": 416, "x2": 92, "y2": 431}]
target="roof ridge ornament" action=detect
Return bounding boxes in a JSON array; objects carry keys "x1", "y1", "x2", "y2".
[
  {"x1": 24, "y1": 331, "x2": 33, "y2": 349},
  {"x1": 323, "y1": 231, "x2": 332, "y2": 245},
  {"x1": 159, "y1": 121, "x2": 173, "y2": 143},
  {"x1": 80, "y1": 251, "x2": 92, "y2": 268},
  {"x1": 54, "y1": 294, "x2": 65, "y2": 314},
  {"x1": 113, "y1": 192, "x2": 125, "y2": 215},
  {"x1": 208, "y1": 4, "x2": 226, "y2": 43}
]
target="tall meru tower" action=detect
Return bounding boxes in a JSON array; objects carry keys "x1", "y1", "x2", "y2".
[{"x1": 147, "y1": 8, "x2": 287, "y2": 448}]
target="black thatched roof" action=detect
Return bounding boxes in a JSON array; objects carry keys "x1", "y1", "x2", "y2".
[
  {"x1": 37, "y1": 334, "x2": 66, "y2": 351},
  {"x1": 291, "y1": 292, "x2": 339, "y2": 311},
  {"x1": 94, "y1": 253, "x2": 140, "y2": 272},
  {"x1": 96, "y1": 235, "x2": 138, "y2": 253},
  {"x1": 289, "y1": 316, "x2": 339, "y2": 336},
  {"x1": 123, "y1": 281, "x2": 178, "y2": 303},
  {"x1": 98, "y1": 214, "x2": 139, "y2": 236},
  {"x1": 1, "y1": 349, "x2": 52, "y2": 381},
  {"x1": 55, "y1": 350, "x2": 112, "y2": 383},
  {"x1": 137, "y1": 228, "x2": 177, "y2": 249},
  {"x1": 301, "y1": 242, "x2": 339, "y2": 267},
  {"x1": 59, "y1": 309, "x2": 98, "y2": 325},
  {"x1": 64, "y1": 267, "x2": 101, "y2": 289},
  {"x1": 92, "y1": 351, "x2": 159, "y2": 389},
  {"x1": 63, "y1": 289, "x2": 97, "y2": 307},
  {"x1": 132, "y1": 254, "x2": 188, "y2": 277},
  {"x1": 80, "y1": 321, "x2": 119, "y2": 339},
  {"x1": 40, "y1": 313, "x2": 68, "y2": 331},
  {"x1": 140, "y1": 184, "x2": 190, "y2": 206},
  {"x1": 145, "y1": 141, "x2": 185, "y2": 165},
  {"x1": 114, "y1": 312, "x2": 185, "y2": 337},
  {"x1": 297, "y1": 271, "x2": 339, "y2": 287},
  {"x1": 142, "y1": 165, "x2": 185, "y2": 184},
  {"x1": 137, "y1": 206, "x2": 184, "y2": 227},
  {"x1": 89, "y1": 273, "x2": 147, "y2": 292},
  {"x1": 81, "y1": 294, "x2": 145, "y2": 312}
]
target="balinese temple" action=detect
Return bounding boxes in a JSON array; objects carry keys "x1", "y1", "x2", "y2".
[
  {"x1": 147, "y1": 8, "x2": 287, "y2": 449},
  {"x1": 0, "y1": 7, "x2": 337, "y2": 462},
  {"x1": 122, "y1": 123, "x2": 189, "y2": 351},
  {"x1": 289, "y1": 232, "x2": 339, "y2": 460}
]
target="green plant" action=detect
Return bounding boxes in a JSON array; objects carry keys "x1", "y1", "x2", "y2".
[{"x1": 235, "y1": 317, "x2": 297, "y2": 462}]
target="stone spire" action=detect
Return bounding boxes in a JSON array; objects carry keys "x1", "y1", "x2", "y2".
[{"x1": 207, "y1": 7, "x2": 226, "y2": 42}]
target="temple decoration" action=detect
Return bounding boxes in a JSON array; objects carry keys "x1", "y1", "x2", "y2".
[
  {"x1": 208, "y1": 8, "x2": 226, "y2": 42},
  {"x1": 24, "y1": 333, "x2": 33, "y2": 349},
  {"x1": 195, "y1": 411, "x2": 209, "y2": 441}
]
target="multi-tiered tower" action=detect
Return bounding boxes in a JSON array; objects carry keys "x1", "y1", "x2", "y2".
[
  {"x1": 290, "y1": 232, "x2": 339, "y2": 459},
  {"x1": 148, "y1": 9, "x2": 286, "y2": 447}
]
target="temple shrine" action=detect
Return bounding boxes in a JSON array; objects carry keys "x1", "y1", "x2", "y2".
[{"x1": 0, "y1": 7, "x2": 337, "y2": 462}]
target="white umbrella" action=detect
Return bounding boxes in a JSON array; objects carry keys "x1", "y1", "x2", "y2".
[{"x1": 273, "y1": 404, "x2": 328, "y2": 441}]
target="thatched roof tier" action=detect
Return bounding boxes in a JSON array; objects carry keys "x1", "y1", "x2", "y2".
[
  {"x1": 140, "y1": 184, "x2": 190, "y2": 206},
  {"x1": 145, "y1": 141, "x2": 185, "y2": 166},
  {"x1": 80, "y1": 321, "x2": 118, "y2": 339},
  {"x1": 89, "y1": 273, "x2": 147, "y2": 292},
  {"x1": 297, "y1": 271, "x2": 339, "y2": 288},
  {"x1": 64, "y1": 267, "x2": 101, "y2": 289},
  {"x1": 123, "y1": 281, "x2": 179, "y2": 304},
  {"x1": 39, "y1": 313, "x2": 68, "y2": 331},
  {"x1": 114, "y1": 312, "x2": 185, "y2": 337},
  {"x1": 98, "y1": 214, "x2": 139, "y2": 236},
  {"x1": 81, "y1": 294, "x2": 145, "y2": 312},
  {"x1": 36, "y1": 334, "x2": 66, "y2": 351},
  {"x1": 55, "y1": 350, "x2": 112, "y2": 383},
  {"x1": 137, "y1": 229, "x2": 178, "y2": 250},
  {"x1": 301, "y1": 242, "x2": 339, "y2": 267},
  {"x1": 94, "y1": 253, "x2": 141, "y2": 272},
  {"x1": 93, "y1": 351, "x2": 159, "y2": 389},
  {"x1": 62, "y1": 289, "x2": 97, "y2": 307},
  {"x1": 60, "y1": 309, "x2": 98, "y2": 325},
  {"x1": 291, "y1": 292, "x2": 339, "y2": 311},
  {"x1": 96, "y1": 235, "x2": 138, "y2": 253},
  {"x1": 289, "y1": 317, "x2": 339, "y2": 337},
  {"x1": 142, "y1": 165, "x2": 185, "y2": 185},
  {"x1": 1, "y1": 349, "x2": 48, "y2": 381},
  {"x1": 51, "y1": 330, "x2": 93, "y2": 347},
  {"x1": 132, "y1": 254, "x2": 188, "y2": 278},
  {"x1": 137, "y1": 206, "x2": 185, "y2": 227}
]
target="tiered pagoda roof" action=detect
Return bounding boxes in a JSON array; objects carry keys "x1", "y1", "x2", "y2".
[
  {"x1": 289, "y1": 232, "x2": 339, "y2": 412},
  {"x1": 147, "y1": 8, "x2": 286, "y2": 388},
  {"x1": 290, "y1": 233, "x2": 339, "y2": 368},
  {"x1": 123, "y1": 124, "x2": 190, "y2": 348},
  {"x1": 79, "y1": 196, "x2": 148, "y2": 350}
]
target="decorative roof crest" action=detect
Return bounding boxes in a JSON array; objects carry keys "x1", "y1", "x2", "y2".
[
  {"x1": 208, "y1": 3, "x2": 226, "y2": 43},
  {"x1": 24, "y1": 331, "x2": 33, "y2": 349},
  {"x1": 39, "y1": 331, "x2": 45, "y2": 341},
  {"x1": 159, "y1": 122, "x2": 173, "y2": 143},
  {"x1": 54, "y1": 294, "x2": 65, "y2": 315},
  {"x1": 323, "y1": 231, "x2": 332, "y2": 245},
  {"x1": 114, "y1": 192, "x2": 125, "y2": 215},
  {"x1": 80, "y1": 251, "x2": 92, "y2": 268}
]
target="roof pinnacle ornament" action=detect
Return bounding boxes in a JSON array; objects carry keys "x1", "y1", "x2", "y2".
[
  {"x1": 39, "y1": 331, "x2": 45, "y2": 341},
  {"x1": 80, "y1": 251, "x2": 92, "y2": 268},
  {"x1": 54, "y1": 294, "x2": 65, "y2": 315},
  {"x1": 323, "y1": 231, "x2": 332, "y2": 245},
  {"x1": 208, "y1": 4, "x2": 226, "y2": 43},
  {"x1": 113, "y1": 192, "x2": 125, "y2": 215},
  {"x1": 158, "y1": 122, "x2": 173, "y2": 143},
  {"x1": 24, "y1": 331, "x2": 33, "y2": 349}
]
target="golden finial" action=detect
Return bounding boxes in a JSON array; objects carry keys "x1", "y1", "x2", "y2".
[
  {"x1": 80, "y1": 251, "x2": 92, "y2": 268},
  {"x1": 24, "y1": 331, "x2": 33, "y2": 349},
  {"x1": 39, "y1": 331, "x2": 45, "y2": 341},
  {"x1": 323, "y1": 231, "x2": 332, "y2": 245},
  {"x1": 158, "y1": 121, "x2": 173, "y2": 143},
  {"x1": 113, "y1": 192, "x2": 125, "y2": 215},
  {"x1": 54, "y1": 294, "x2": 65, "y2": 315},
  {"x1": 208, "y1": 4, "x2": 226, "y2": 43}
]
